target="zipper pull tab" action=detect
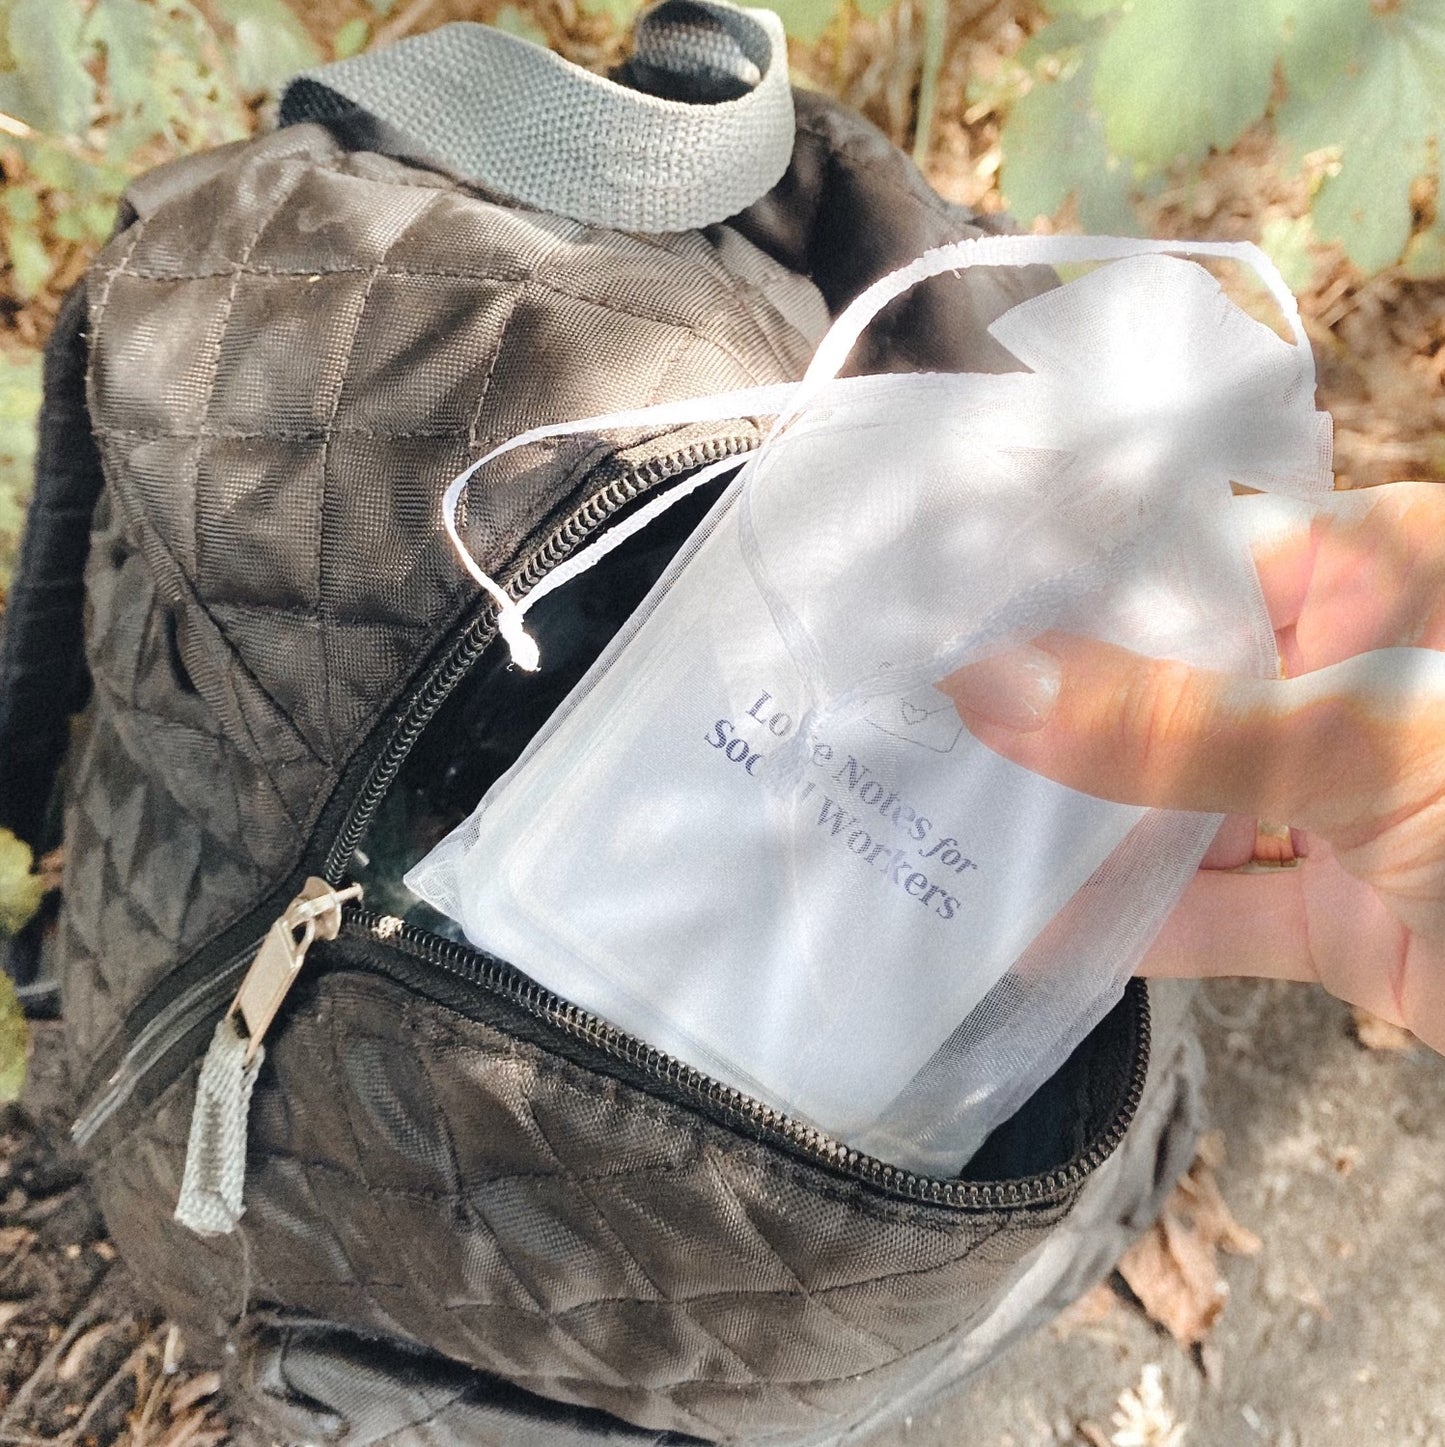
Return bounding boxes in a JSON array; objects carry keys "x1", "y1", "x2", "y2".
[
  {"x1": 231, "y1": 877, "x2": 362, "y2": 1062},
  {"x1": 175, "y1": 879, "x2": 361, "y2": 1236}
]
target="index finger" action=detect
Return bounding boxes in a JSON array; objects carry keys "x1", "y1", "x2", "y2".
[{"x1": 941, "y1": 633, "x2": 1445, "y2": 832}]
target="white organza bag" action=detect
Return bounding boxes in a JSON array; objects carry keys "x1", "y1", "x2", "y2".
[{"x1": 407, "y1": 236, "x2": 1333, "y2": 1174}]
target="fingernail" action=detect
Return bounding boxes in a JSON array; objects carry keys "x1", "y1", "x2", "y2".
[{"x1": 943, "y1": 644, "x2": 1061, "y2": 732}]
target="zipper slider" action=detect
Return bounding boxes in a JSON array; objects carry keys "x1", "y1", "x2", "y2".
[
  {"x1": 175, "y1": 878, "x2": 361, "y2": 1236},
  {"x1": 230, "y1": 878, "x2": 362, "y2": 1062}
]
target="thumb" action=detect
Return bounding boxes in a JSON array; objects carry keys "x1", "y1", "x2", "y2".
[{"x1": 938, "y1": 634, "x2": 1445, "y2": 831}]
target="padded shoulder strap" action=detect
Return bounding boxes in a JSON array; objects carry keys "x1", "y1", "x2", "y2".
[
  {"x1": 0, "y1": 282, "x2": 101, "y2": 850},
  {"x1": 278, "y1": 0, "x2": 794, "y2": 233}
]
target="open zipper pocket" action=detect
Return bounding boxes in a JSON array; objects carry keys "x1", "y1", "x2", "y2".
[
  {"x1": 80, "y1": 873, "x2": 1149, "y2": 1226},
  {"x1": 82, "y1": 872, "x2": 1150, "y2": 1226},
  {"x1": 73, "y1": 428, "x2": 757, "y2": 1144},
  {"x1": 335, "y1": 906, "x2": 1151, "y2": 1210},
  {"x1": 72, "y1": 426, "x2": 1151, "y2": 1226}
]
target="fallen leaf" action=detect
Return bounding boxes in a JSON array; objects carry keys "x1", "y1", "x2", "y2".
[
  {"x1": 1116, "y1": 1144, "x2": 1260, "y2": 1347},
  {"x1": 36, "y1": 846, "x2": 63, "y2": 893},
  {"x1": 1350, "y1": 1007, "x2": 1417, "y2": 1051},
  {"x1": 0, "y1": 1297, "x2": 28, "y2": 1328},
  {"x1": 57, "y1": 1320, "x2": 116, "y2": 1381},
  {"x1": 1052, "y1": 1280, "x2": 1120, "y2": 1339},
  {"x1": 1176, "y1": 1165, "x2": 1263, "y2": 1258},
  {"x1": 1119, "y1": 1215, "x2": 1225, "y2": 1348},
  {"x1": 1111, "y1": 1364, "x2": 1186, "y2": 1447},
  {"x1": 167, "y1": 1369, "x2": 222, "y2": 1418},
  {"x1": 1193, "y1": 1129, "x2": 1227, "y2": 1172}
]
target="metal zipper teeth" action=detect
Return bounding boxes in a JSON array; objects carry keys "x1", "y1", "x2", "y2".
[
  {"x1": 323, "y1": 433, "x2": 756, "y2": 884},
  {"x1": 347, "y1": 909, "x2": 1152, "y2": 1211},
  {"x1": 73, "y1": 434, "x2": 756, "y2": 1141}
]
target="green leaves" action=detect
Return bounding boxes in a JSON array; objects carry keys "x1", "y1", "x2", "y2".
[
  {"x1": 0, "y1": 0, "x2": 92, "y2": 134},
  {"x1": 1, "y1": 186, "x2": 50, "y2": 298},
  {"x1": 1260, "y1": 214, "x2": 1316, "y2": 292},
  {"x1": 0, "y1": 0, "x2": 326, "y2": 313},
  {"x1": 998, "y1": 0, "x2": 1445, "y2": 276},
  {"x1": 213, "y1": 0, "x2": 322, "y2": 93},
  {"x1": 1091, "y1": 0, "x2": 1280, "y2": 169},
  {"x1": 0, "y1": 349, "x2": 41, "y2": 590},
  {"x1": 493, "y1": 5, "x2": 549, "y2": 48},
  {"x1": 1000, "y1": 20, "x2": 1136, "y2": 231},
  {"x1": 1277, "y1": 0, "x2": 1445, "y2": 275},
  {"x1": 0, "y1": 826, "x2": 32, "y2": 1104},
  {"x1": 576, "y1": 0, "x2": 645, "y2": 28},
  {"x1": 0, "y1": 828, "x2": 41, "y2": 938},
  {"x1": 0, "y1": 969, "x2": 25, "y2": 1105},
  {"x1": 764, "y1": 0, "x2": 843, "y2": 44},
  {"x1": 88, "y1": 0, "x2": 165, "y2": 129},
  {"x1": 333, "y1": 16, "x2": 371, "y2": 59}
]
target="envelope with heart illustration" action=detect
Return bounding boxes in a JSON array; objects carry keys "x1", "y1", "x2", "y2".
[
  {"x1": 870, "y1": 689, "x2": 967, "y2": 753},
  {"x1": 410, "y1": 244, "x2": 1335, "y2": 1173}
]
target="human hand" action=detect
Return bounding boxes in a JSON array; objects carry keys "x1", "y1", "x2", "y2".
[{"x1": 940, "y1": 481, "x2": 1445, "y2": 1053}]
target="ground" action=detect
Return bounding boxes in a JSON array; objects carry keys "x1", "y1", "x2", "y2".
[{"x1": 886, "y1": 980, "x2": 1445, "y2": 1447}]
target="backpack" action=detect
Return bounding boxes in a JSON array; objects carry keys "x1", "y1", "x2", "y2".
[{"x1": 0, "y1": 4, "x2": 1205, "y2": 1441}]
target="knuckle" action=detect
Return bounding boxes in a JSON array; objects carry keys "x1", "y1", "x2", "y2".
[{"x1": 1119, "y1": 658, "x2": 1202, "y2": 784}]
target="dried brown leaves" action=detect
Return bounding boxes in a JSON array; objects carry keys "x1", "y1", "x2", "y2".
[
  {"x1": 0, "y1": 1098, "x2": 229, "y2": 1446},
  {"x1": 1350, "y1": 1006, "x2": 1419, "y2": 1052},
  {"x1": 1116, "y1": 1132, "x2": 1262, "y2": 1350}
]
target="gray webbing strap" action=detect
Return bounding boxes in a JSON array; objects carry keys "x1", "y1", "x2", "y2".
[{"x1": 279, "y1": 1, "x2": 794, "y2": 233}]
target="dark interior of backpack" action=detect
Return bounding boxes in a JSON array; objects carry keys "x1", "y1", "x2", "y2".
[{"x1": 353, "y1": 472, "x2": 1140, "y2": 1186}]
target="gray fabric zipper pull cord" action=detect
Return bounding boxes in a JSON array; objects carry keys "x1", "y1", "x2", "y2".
[
  {"x1": 175, "y1": 881, "x2": 362, "y2": 1236},
  {"x1": 175, "y1": 1016, "x2": 263, "y2": 1236},
  {"x1": 279, "y1": 0, "x2": 794, "y2": 233}
]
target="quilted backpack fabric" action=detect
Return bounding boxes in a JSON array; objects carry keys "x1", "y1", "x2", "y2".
[{"x1": 0, "y1": 7, "x2": 1206, "y2": 1442}]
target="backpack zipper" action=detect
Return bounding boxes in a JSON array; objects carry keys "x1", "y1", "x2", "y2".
[
  {"x1": 338, "y1": 906, "x2": 1151, "y2": 1209},
  {"x1": 321, "y1": 432, "x2": 758, "y2": 885},
  {"x1": 72, "y1": 883, "x2": 363, "y2": 1150},
  {"x1": 74, "y1": 430, "x2": 756, "y2": 1142},
  {"x1": 77, "y1": 881, "x2": 1150, "y2": 1212},
  {"x1": 73, "y1": 427, "x2": 1151, "y2": 1212}
]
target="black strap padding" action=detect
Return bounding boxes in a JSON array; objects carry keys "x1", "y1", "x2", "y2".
[{"x1": 0, "y1": 281, "x2": 102, "y2": 850}]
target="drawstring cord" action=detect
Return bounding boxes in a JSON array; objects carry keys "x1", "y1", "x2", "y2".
[
  {"x1": 440, "y1": 383, "x2": 797, "y2": 669},
  {"x1": 443, "y1": 235, "x2": 1318, "y2": 671}
]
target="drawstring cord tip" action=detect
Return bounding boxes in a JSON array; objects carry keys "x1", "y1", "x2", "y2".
[{"x1": 500, "y1": 609, "x2": 541, "y2": 672}]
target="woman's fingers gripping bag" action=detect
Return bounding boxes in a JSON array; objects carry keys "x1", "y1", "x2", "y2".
[{"x1": 407, "y1": 235, "x2": 1334, "y2": 1175}]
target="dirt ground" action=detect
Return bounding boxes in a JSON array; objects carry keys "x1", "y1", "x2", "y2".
[{"x1": 879, "y1": 980, "x2": 1445, "y2": 1447}]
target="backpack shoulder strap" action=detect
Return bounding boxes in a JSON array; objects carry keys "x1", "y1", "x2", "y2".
[{"x1": 0, "y1": 281, "x2": 101, "y2": 850}]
